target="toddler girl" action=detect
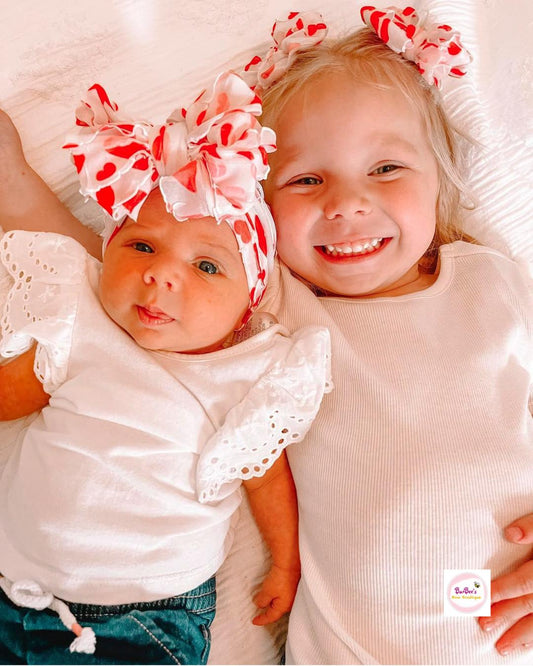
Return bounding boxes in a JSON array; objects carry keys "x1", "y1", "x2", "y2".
[
  {"x1": 0, "y1": 71, "x2": 331, "y2": 664},
  {"x1": 243, "y1": 6, "x2": 532, "y2": 664}
]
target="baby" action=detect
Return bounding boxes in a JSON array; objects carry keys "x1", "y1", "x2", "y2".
[{"x1": 0, "y1": 71, "x2": 331, "y2": 664}]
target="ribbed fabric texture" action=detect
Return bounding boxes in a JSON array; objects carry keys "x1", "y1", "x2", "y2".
[{"x1": 265, "y1": 242, "x2": 532, "y2": 664}]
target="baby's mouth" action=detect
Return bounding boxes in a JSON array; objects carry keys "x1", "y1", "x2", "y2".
[
  {"x1": 137, "y1": 305, "x2": 175, "y2": 325},
  {"x1": 319, "y1": 237, "x2": 384, "y2": 257}
]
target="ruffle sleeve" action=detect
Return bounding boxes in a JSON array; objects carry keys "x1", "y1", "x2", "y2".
[
  {"x1": 197, "y1": 325, "x2": 332, "y2": 503},
  {"x1": 0, "y1": 231, "x2": 87, "y2": 393}
]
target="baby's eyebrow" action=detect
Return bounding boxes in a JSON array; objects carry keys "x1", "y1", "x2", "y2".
[
  {"x1": 195, "y1": 239, "x2": 241, "y2": 264},
  {"x1": 197, "y1": 240, "x2": 234, "y2": 255}
]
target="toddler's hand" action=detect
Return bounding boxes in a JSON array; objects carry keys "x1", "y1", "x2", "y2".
[
  {"x1": 478, "y1": 513, "x2": 533, "y2": 656},
  {"x1": 252, "y1": 563, "x2": 300, "y2": 626}
]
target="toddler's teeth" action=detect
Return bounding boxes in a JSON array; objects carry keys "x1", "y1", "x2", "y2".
[{"x1": 322, "y1": 238, "x2": 384, "y2": 257}]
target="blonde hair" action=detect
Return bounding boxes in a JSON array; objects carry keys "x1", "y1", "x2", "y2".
[{"x1": 261, "y1": 27, "x2": 477, "y2": 272}]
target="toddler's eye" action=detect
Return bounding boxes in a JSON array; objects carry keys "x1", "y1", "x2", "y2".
[
  {"x1": 373, "y1": 164, "x2": 400, "y2": 175},
  {"x1": 198, "y1": 260, "x2": 218, "y2": 275},
  {"x1": 132, "y1": 242, "x2": 154, "y2": 253}
]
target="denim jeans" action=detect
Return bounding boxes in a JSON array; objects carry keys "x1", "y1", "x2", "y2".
[{"x1": 0, "y1": 577, "x2": 216, "y2": 665}]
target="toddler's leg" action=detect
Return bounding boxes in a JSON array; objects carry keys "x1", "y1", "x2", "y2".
[{"x1": 0, "y1": 109, "x2": 102, "y2": 258}]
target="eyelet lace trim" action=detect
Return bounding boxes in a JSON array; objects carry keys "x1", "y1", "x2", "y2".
[
  {"x1": 197, "y1": 326, "x2": 332, "y2": 502},
  {"x1": 0, "y1": 231, "x2": 86, "y2": 391}
]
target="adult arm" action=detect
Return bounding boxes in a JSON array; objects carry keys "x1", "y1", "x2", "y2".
[
  {"x1": 243, "y1": 451, "x2": 301, "y2": 625},
  {"x1": 478, "y1": 514, "x2": 533, "y2": 655},
  {"x1": 0, "y1": 345, "x2": 50, "y2": 420},
  {"x1": 0, "y1": 109, "x2": 102, "y2": 259}
]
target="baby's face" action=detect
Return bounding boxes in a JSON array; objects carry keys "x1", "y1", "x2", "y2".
[
  {"x1": 99, "y1": 190, "x2": 249, "y2": 353},
  {"x1": 264, "y1": 72, "x2": 440, "y2": 298}
]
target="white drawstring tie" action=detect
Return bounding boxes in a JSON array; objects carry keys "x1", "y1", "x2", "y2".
[{"x1": 0, "y1": 577, "x2": 96, "y2": 654}]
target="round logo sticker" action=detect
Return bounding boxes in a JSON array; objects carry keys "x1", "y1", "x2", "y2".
[{"x1": 446, "y1": 571, "x2": 488, "y2": 614}]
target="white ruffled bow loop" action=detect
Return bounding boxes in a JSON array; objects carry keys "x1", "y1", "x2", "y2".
[
  {"x1": 242, "y1": 11, "x2": 328, "y2": 93},
  {"x1": 360, "y1": 5, "x2": 472, "y2": 89},
  {"x1": 160, "y1": 71, "x2": 276, "y2": 222},
  {"x1": 63, "y1": 84, "x2": 158, "y2": 224}
]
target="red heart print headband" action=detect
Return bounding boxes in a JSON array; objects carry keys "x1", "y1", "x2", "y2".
[
  {"x1": 63, "y1": 71, "x2": 277, "y2": 322},
  {"x1": 242, "y1": 6, "x2": 470, "y2": 92},
  {"x1": 360, "y1": 5, "x2": 472, "y2": 89}
]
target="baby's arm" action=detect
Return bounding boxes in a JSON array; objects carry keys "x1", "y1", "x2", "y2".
[
  {"x1": 0, "y1": 109, "x2": 102, "y2": 259},
  {"x1": 0, "y1": 345, "x2": 50, "y2": 420},
  {"x1": 243, "y1": 451, "x2": 300, "y2": 626},
  {"x1": 478, "y1": 514, "x2": 533, "y2": 655}
]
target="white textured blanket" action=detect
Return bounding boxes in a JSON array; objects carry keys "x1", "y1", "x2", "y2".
[{"x1": 1, "y1": 1, "x2": 531, "y2": 663}]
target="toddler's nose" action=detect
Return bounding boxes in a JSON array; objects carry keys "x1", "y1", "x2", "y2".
[{"x1": 323, "y1": 182, "x2": 371, "y2": 220}]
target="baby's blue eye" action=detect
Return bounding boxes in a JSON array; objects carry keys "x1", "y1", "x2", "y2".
[
  {"x1": 198, "y1": 260, "x2": 218, "y2": 274},
  {"x1": 132, "y1": 242, "x2": 154, "y2": 253},
  {"x1": 291, "y1": 176, "x2": 321, "y2": 186}
]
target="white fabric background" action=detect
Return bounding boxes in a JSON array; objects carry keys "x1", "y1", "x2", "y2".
[{"x1": 1, "y1": 1, "x2": 531, "y2": 663}]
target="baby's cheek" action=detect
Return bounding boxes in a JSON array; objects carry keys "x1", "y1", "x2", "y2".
[{"x1": 98, "y1": 269, "x2": 125, "y2": 316}]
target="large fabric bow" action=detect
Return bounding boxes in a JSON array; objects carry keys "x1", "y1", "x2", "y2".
[
  {"x1": 241, "y1": 12, "x2": 328, "y2": 93},
  {"x1": 63, "y1": 73, "x2": 277, "y2": 323},
  {"x1": 361, "y1": 5, "x2": 472, "y2": 89},
  {"x1": 63, "y1": 72, "x2": 276, "y2": 224}
]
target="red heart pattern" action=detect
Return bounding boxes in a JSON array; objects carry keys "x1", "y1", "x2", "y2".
[
  {"x1": 241, "y1": 11, "x2": 328, "y2": 93},
  {"x1": 62, "y1": 71, "x2": 277, "y2": 320},
  {"x1": 360, "y1": 5, "x2": 472, "y2": 89}
]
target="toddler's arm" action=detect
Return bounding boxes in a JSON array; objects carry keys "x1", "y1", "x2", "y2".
[
  {"x1": 478, "y1": 514, "x2": 533, "y2": 655},
  {"x1": 243, "y1": 451, "x2": 300, "y2": 626},
  {"x1": 0, "y1": 109, "x2": 102, "y2": 259},
  {"x1": 0, "y1": 345, "x2": 50, "y2": 420}
]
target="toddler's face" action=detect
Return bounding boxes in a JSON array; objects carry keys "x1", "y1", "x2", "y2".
[
  {"x1": 264, "y1": 72, "x2": 440, "y2": 297},
  {"x1": 99, "y1": 190, "x2": 249, "y2": 353}
]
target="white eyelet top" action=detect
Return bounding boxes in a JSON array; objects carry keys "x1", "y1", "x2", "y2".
[{"x1": 0, "y1": 230, "x2": 331, "y2": 605}]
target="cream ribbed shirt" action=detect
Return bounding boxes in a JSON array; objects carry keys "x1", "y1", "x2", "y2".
[{"x1": 264, "y1": 242, "x2": 533, "y2": 665}]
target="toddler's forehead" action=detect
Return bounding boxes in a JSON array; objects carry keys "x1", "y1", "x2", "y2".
[
  {"x1": 269, "y1": 57, "x2": 418, "y2": 115},
  {"x1": 273, "y1": 70, "x2": 427, "y2": 142}
]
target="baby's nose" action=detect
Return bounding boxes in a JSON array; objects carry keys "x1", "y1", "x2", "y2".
[{"x1": 143, "y1": 258, "x2": 181, "y2": 290}]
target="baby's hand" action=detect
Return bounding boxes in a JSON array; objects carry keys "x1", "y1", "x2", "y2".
[
  {"x1": 252, "y1": 563, "x2": 300, "y2": 626},
  {"x1": 478, "y1": 514, "x2": 533, "y2": 655}
]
